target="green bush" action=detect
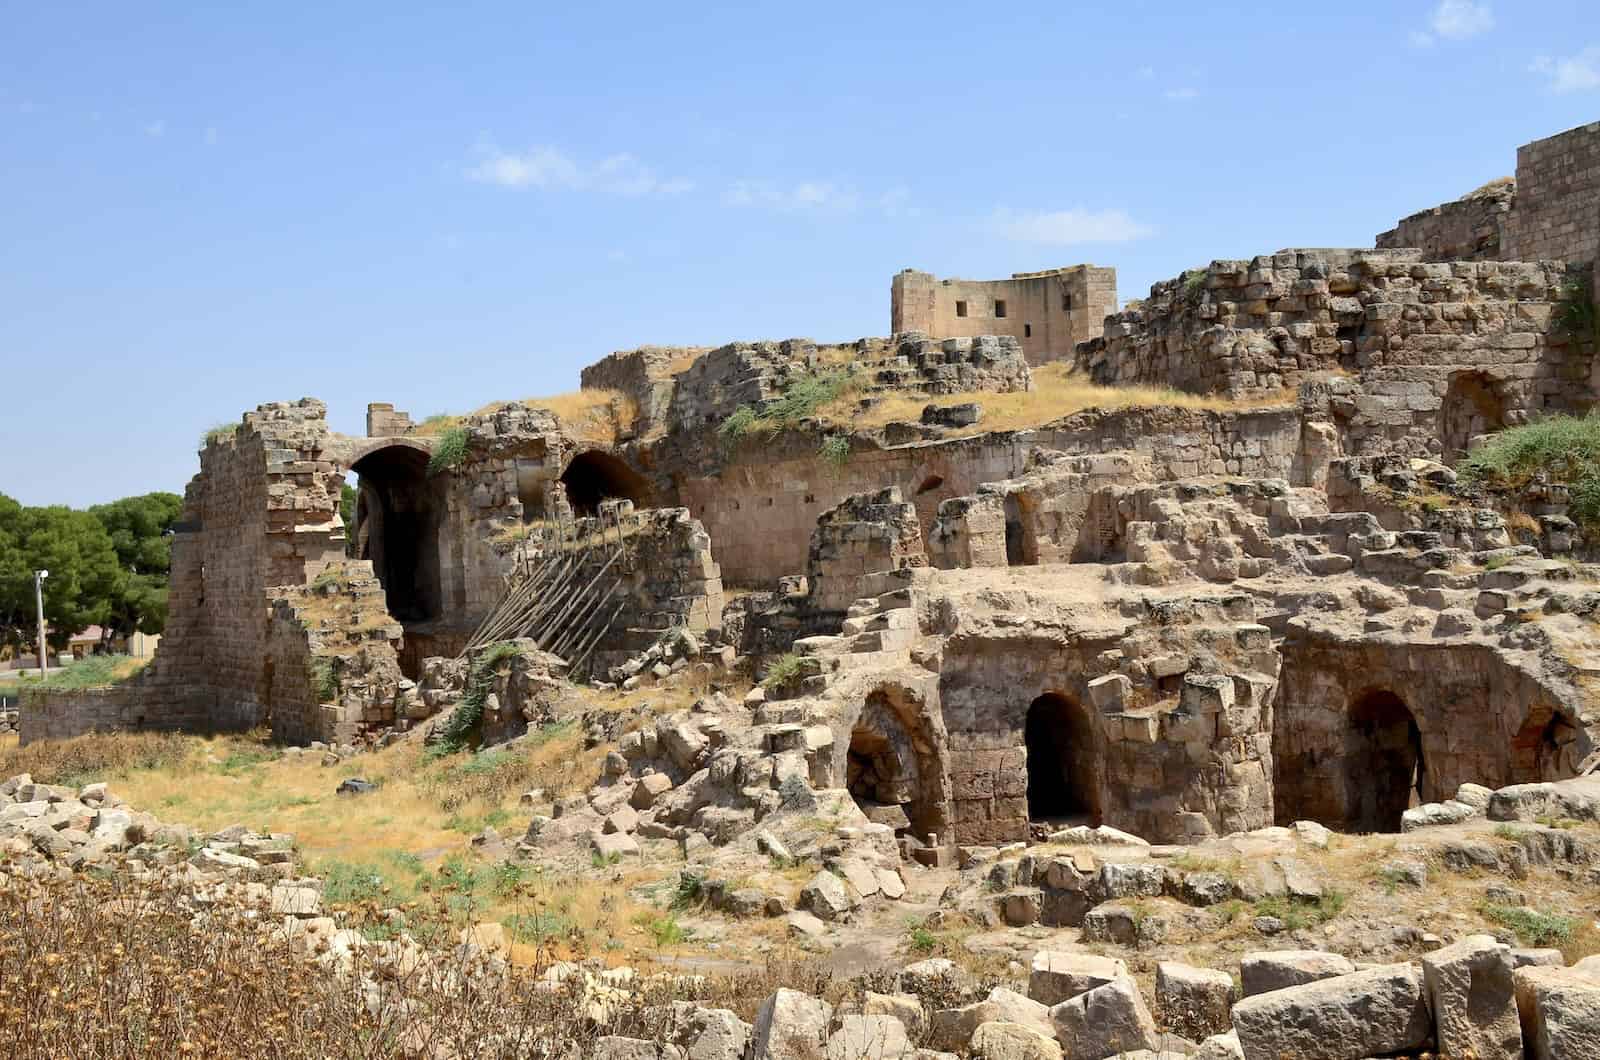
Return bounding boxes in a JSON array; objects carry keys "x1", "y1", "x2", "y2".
[
  {"x1": 1483, "y1": 902, "x2": 1574, "y2": 946},
  {"x1": 717, "y1": 367, "x2": 857, "y2": 448},
  {"x1": 319, "y1": 861, "x2": 387, "y2": 906},
  {"x1": 1554, "y1": 276, "x2": 1598, "y2": 344},
  {"x1": 435, "y1": 641, "x2": 520, "y2": 754},
  {"x1": 309, "y1": 657, "x2": 340, "y2": 702},
  {"x1": 1457, "y1": 414, "x2": 1600, "y2": 526},
  {"x1": 427, "y1": 426, "x2": 469, "y2": 474},
  {"x1": 761, "y1": 652, "x2": 805, "y2": 689},
  {"x1": 819, "y1": 435, "x2": 852, "y2": 472}
]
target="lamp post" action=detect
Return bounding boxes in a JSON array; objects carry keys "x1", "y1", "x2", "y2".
[{"x1": 33, "y1": 570, "x2": 49, "y2": 678}]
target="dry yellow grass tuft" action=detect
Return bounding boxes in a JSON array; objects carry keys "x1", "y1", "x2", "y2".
[
  {"x1": 822, "y1": 361, "x2": 1295, "y2": 436},
  {"x1": 412, "y1": 389, "x2": 640, "y2": 446}
]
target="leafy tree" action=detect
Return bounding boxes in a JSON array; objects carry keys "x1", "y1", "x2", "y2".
[
  {"x1": 0, "y1": 496, "x2": 123, "y2": 652},
  {"x1": 90, "y1": 492, "x2": 182, "y2": 642}
]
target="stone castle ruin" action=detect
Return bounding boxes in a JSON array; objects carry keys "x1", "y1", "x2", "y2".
[{"x1": 22, "y1": 120, "x2": 1600, "y2": 868}]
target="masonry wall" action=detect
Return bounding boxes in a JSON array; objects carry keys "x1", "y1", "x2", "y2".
[
  {"x1": 1375, "y1": 178, "x2": 1513, "y2": 261},
  {"x1": 1503, "y1": 121, "x2": 1600, "y2": 267},
  {"x1": 891, "y1": 266, "x2": 1117, "y2": 366},
  {"x1": 682, "y1": 405, "x2": 1304, "y2": 585}
]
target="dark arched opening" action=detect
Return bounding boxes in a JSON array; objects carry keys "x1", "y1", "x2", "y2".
[
  {"x1": 560, "y1": 450, "x2": 650, "y2": 516},
  {"x1": 1347, "y1": 689, "x2": 1424, "y2": 832},
  {"x1": 916, "y1": 475, "x2": 945, "y2": 495},
  {"x1": 1025, "y1": 693, "x2": 1099, "y2": 826},
  {"x1": 350, "y1": 444, "x2": 442, "y2": 624},
  {"x1": 1440, "y1": 372, "x2": 1506, "y2": 466}
]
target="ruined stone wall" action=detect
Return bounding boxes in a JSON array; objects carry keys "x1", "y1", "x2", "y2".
[
  {"x1": 932, "y1": 592, "x2": 1278, "y2": 845},
  {"x1": 579, "y1": 346, "x2": 690, "y2": 437},
  {"x1": 1274, "y1": 624, "x2": 1590, "y2": 832},
  {"x1": 1078, "y1": 250, "x2": 1592, "y2": 462},
  {"x1": 1504, "y1": 121, "x2": 1600, "y2": 267},
  {"x1": 593, "y1": 507, "x2": 726, "y2": 669},
  {"x1": 686, "y1": 406, "x2": 1304, "y2": 584},
  {"x1": 806, "y1": 488, "x2": 927, "y2": 614},
  {"x1": 1376, "y1": 179, "x2": 1514, "y2": 262},
  {"x1": 890, "y1": 266, "x2": 1117, "y2": 366}
]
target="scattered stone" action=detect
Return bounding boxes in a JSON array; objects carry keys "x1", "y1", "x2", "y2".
[
  {"x1": 1049, "y1": 975, "x2": 1159, "y2": 1060},
  {"x1": 1231, "y1": 963, "x2": 1431, "y2": 1060},
  {"x1": 1239, "y1": 950, "x2": 1355, "y2": 996},
  {"x1": 1029, "y1": 951, "x2": 1127, "y2": 1006},
  {"x1": 336, "y1": 778, "x2": 377, "y2": 796},
  {"x1": 1422, "y1": 934, "x2": 1522, "y2": 1060},
  {"x1": 752, "y1": 988, "x2": 832, "y2": 1060},
  {"x1": 1154, "y1": 961, "x2": 1234, "y2": 1041}
]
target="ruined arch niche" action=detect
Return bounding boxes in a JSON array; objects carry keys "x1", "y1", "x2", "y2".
[
  {"x1": 1344, "y1": 689, "x2": 1425, "y2": 833},
  {"x1": 349, "y1": 443, "x2": 442, "y2": 624},
  {"x1": 846, "y1": 685, "x2": 946, "y2": 841},
  {"x1": 559, "y1": 450, "x2": 651, "y2": 516},
  {"x1": 1440, "y1": 371, "x2": 1506, "y2": 466},
  {"x1": 1024, "y1": 692, "x2": 1100, "y2": 825}
]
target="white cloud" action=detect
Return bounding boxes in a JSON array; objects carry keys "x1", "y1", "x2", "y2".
[
  {"x1": 1163, "y1": 87, "x2": 1198, "y2": 101},
  {"x1": 466, "y1": 144, "x2": 693, "y2": 196},
  {"x1": 1531, "y1": 47, "x2": 1600, "y2": 93},
  {"x1": 1430, "y1": 0, "x2": 1494, "y2": 40},
  {"x1": 143, "y1": 119, "x2": 165, "y2": 137},
  {"x1": 988, "y1": 207, "x2": 1154, "y2": 245},
  {"x1": 723, "y1": 179, "x2": 860, "y2": 212}
]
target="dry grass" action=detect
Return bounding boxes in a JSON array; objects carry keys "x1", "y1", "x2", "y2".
[
  {"x1": 0, "y1": 729, "x2": 705, "y2": 964},
  {"x1": 413, "y1": 389, "x2": 640, "y2": 446},
  {"x1": 0, "y1": 867, "x2": 866, "y2": 1058},
  {"x1": 821, "y1": 361, "x2": 1294, "y2": 436}
]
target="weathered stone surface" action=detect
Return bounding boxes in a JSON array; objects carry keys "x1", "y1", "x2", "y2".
[
  {"x1": 1513, "y1": 965, "x2": 1600, "y2": 1060},
  {"x1": 826, "y1": 1015, "x2": 910, "y2": 1060},
  {"x1": 1154, "y1": 961, "x2": 1234, "y2": 1041},
  {"x1": 1230, "y1": 963, "x2": 1430, "y2": 1060},
  {"x1": 1238, "y1": 949, "x2": 1355, "y2": 996},
  {"x1": 1421, "y1": 934, "x2": 1521, "y2": 1060},
  {"x1": 969, "y1": 1021, "x2": 1062, "y2": 1060},
  {"x1": 752, "y1": 988, "x2": 832, "y2": 1060},
  {"x1": 1029, "y1": 951, "x2": 1127, "y2": 1006},
  {"x1": 671, "y1": 1006, "x2": 752, "y2": 1060},
  {"x1": 799, "y1": 870, "x2": 855, "y2": 921},
  {"x1": 864, "y1": 992, "x2": 926, "y2": 1040},
  {"x1": 1049, "y1": 975, "x2": 1159, "y2": 1060}
]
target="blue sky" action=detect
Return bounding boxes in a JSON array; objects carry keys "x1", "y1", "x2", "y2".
[{"x1": 3, "y1": 1, "x2": 1597, "y2": 507}]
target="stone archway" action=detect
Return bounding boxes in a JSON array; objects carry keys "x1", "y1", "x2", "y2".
[
  {"x1": 1440, "y1": 372, "x2": 1506, "y2": 466},
  {"x1": 1346, "y1": 689, "x2": 1425, "y2": 833},
  {"x1": 1024, "y1": 692, "x2": 1100, "y2": 826},
  {"x1": 559, "y1": 450, "x2": 651, "y2": 516},
  {"x1": 349, "y1": 443, "x2": 443, "y2": 624},
  {"x1": 845, "y1": 685, "x2": 947, "y2": 842}
]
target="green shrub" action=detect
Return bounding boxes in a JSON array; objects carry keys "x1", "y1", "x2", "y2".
[
  {"x1": 761, "y1": 652, "x2": 805, "y2": 689},
  {"x1": 309, "y1": 657, "x2": 340, "y2": 702},
  {"x1": 427, "y1": 426, "x2": 469, "y2": 474},
  {"x1": 435, "y1": 641, "x2": 520, "y2": 753},
  {"x1": 1554, "y1": 276, "x2": 1598, "y2": 345},
  {"x1": 505, "y1": 910, "x2": 574, "y2": 944},
  {"x1": 320, "y1": 861, "x2": 387, "y2": 906},
  {"x1": 1483, "y1": 902, "x2": 1574, "y2": 946},
  {"x1": 717, "y1": 368, "x2": 857, "y2": 449},
  {"x1": 1458, "y1": 414, "x2": 1600, "y2": 527},
  {"x1": 819, "y1": 435, "x2": 852, "y2": 472},
  {"x1": 670, "y1": 871, "x2": 705, "y2": 910},
  {"x1": 718, "y1": 405, "x2": 763, "y2": 446}
]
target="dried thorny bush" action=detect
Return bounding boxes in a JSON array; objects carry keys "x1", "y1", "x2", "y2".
[
  {"x1": 0, "y1": 866, "x2": 854, "y2": 1058},
  {"x1": 0, "y1": 731, "x2": 194, "y2": 788}
]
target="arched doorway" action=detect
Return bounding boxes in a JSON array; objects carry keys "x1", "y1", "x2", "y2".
[
  {"x1": 1025, "y1": 693, "x2": 1099, "y2": 826},
  {"x1": 559, "y1": 450, "x2": 650, "y2": 516},
  {"x1": 845, "y1": 687, "x2": 946, "y2": 841},
  {"x1": 350, "y1": 444, "x2": 442, "y2": 624},
  {"x1": 1347, "y1": 689, "x2": 1424, "y2": 832},
  {"x1": 1440, "y1": 372, "x2": 1505, "y2": 466}
]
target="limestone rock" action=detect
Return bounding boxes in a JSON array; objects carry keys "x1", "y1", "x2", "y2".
[
  {"x1": 864, "y1": 992, "x2": 926, "y2": 1040},
  {"x1": 1421, "y1": 934, "x2": 1521, "y2": 1060},
  {"x1": 826, "y1": 1014, "x2": 910, "y2": 1060},
  {"x1": 1230, "y1": 963, "x2": 1430, "y2": 1060},
  {"x1": 1190, "y1": 1031, "x2": 1243, "y2": 1060},
  {"x1": 799, "y1": 871, "x2": 855, "y2": 921},
  {"x1": 1238, "y1": 949, "x2": 1355, "y2": 996},
  {"x1": 1154, "y1": 960, "x2": 1235, "y2": 1041},
  {"x1": 1049, "y1": 975, "x2": 1159, "y2": 1060},
  {"x1": 970, "y1": 1021, "x2": 1062, "y2": 1060},
  {"x1": 752, "y1": 988, "x2": 832, "y2": 1060},
  {"x1": 1029, "y1": 951, "x2": 1127, "y2": 1006},
  {"x1": 1513, "y1": 965, "x2": 1600, "y2": 1060}
]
